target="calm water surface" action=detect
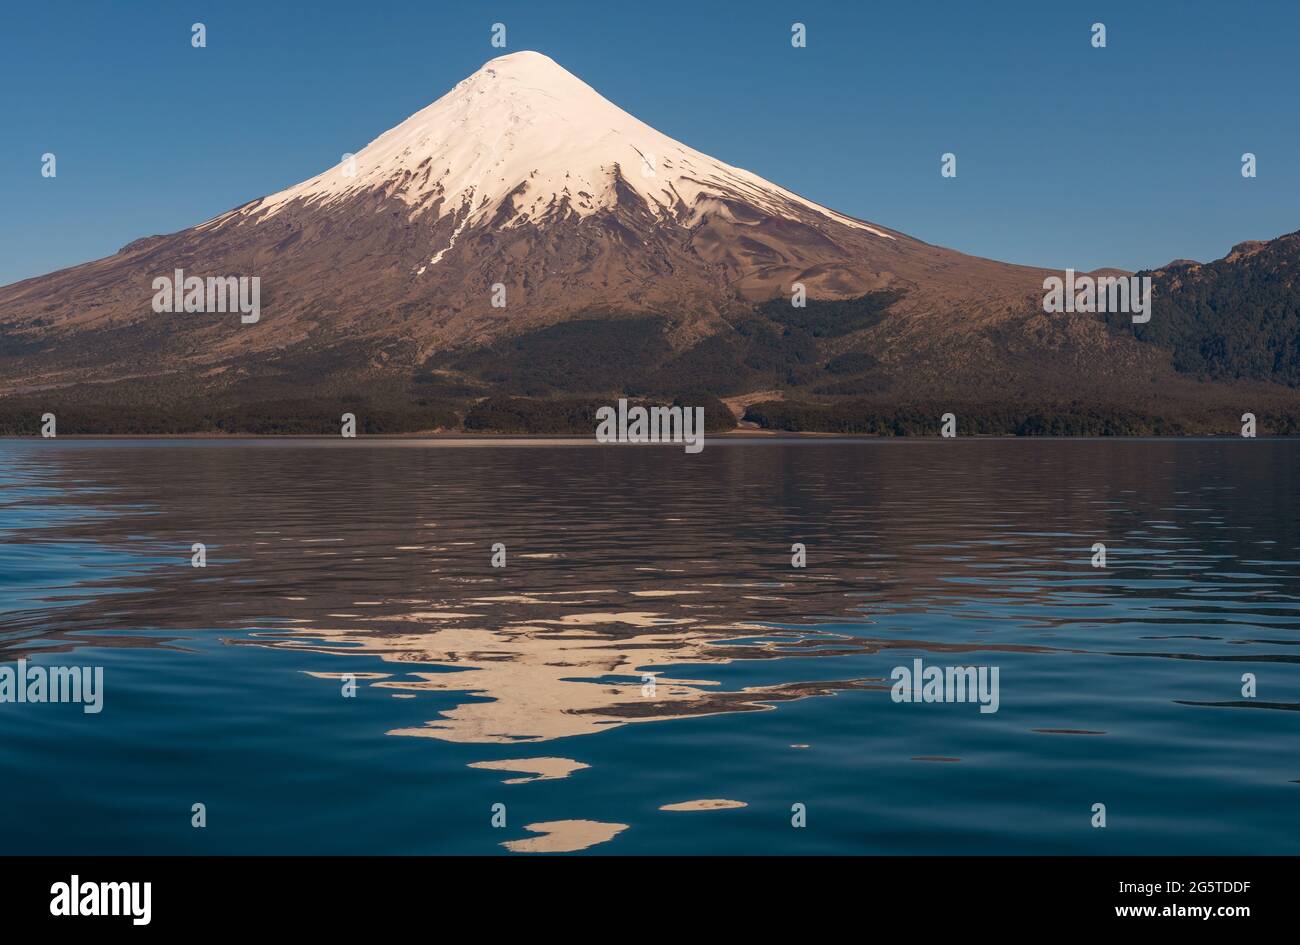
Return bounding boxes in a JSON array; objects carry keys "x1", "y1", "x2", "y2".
[{"x1": 1, "y1": 438, "x2": 1297, "y2": 854}]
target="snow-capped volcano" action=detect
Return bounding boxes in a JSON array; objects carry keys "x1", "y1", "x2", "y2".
[
  {"x1": 1, "y1": 50, "x2": 1055, "y2": 415},
  {"x1": 245, "y1": 51, "x2": 893, "y2": 248}
]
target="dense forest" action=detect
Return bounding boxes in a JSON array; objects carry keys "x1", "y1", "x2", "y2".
[
  {"x1": 1103, "y1": 233, "x2": 1300, "y2": 386},
  {"x1": 741, "y1": 401, "x2": 1197, "y2": 436},
  {"x1": 0, "y1": 390, "x2": 736, "y2": 436}
]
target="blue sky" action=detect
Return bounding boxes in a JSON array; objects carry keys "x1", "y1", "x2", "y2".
[{"x1": 2, "y1": 0, "x2": 1297, "y2": 285}]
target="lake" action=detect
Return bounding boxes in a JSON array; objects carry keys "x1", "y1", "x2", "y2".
[{"x1": 1, "y1": 438, "x2": 1297, "y2": 854}]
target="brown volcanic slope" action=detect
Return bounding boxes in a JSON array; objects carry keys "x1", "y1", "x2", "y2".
[{"x1": 0, "y1": 52, "x2": 1291, "y2": 432}]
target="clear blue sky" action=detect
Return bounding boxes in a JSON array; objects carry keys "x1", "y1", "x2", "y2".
[{"x1": 2, "y1": 0, "x2": 1297, "y2": 286}]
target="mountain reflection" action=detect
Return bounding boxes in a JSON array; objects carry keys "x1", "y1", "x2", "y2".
[{"x1": 240, "y1": 609, "x2": 904, "y2": 743}]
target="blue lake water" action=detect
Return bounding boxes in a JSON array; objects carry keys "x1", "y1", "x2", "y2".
[{"x1": 1, "y1": 438, "x2": 1297, "y2": 854}]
